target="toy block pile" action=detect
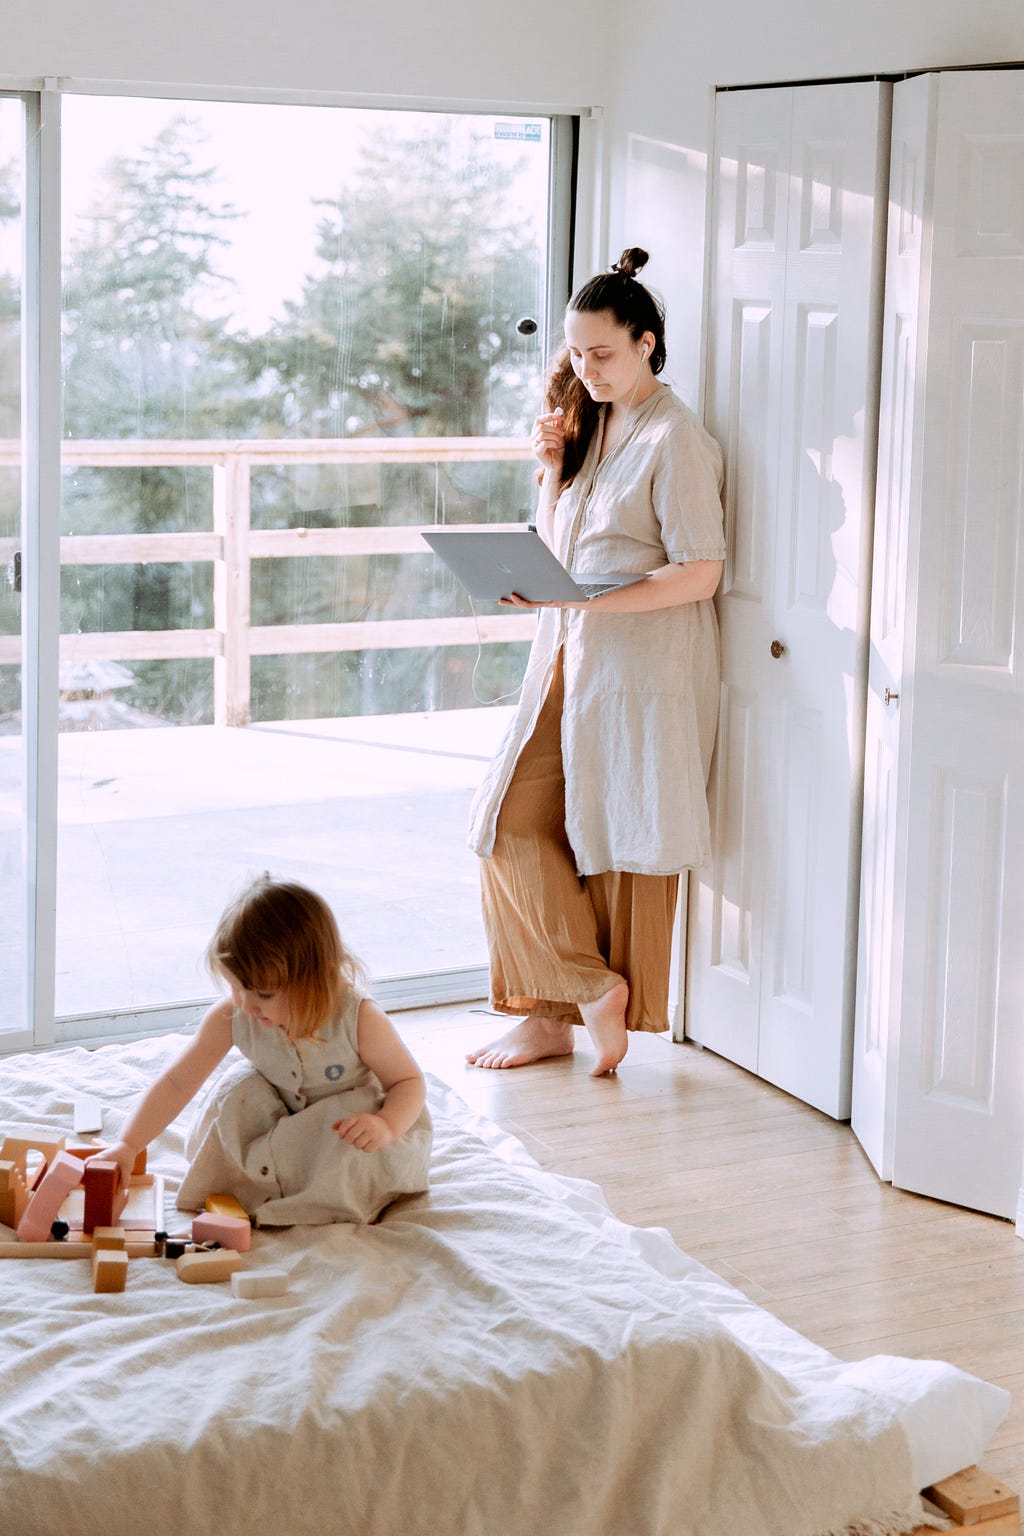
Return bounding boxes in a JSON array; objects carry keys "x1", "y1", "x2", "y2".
[{"x1": 0, "y1": 1118, "x2": 285, "y2": 1297}]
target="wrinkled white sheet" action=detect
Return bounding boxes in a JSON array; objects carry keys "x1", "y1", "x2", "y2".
[{"x1": 0, "y1": 1035, "x2": 1009, "y2": 1536}]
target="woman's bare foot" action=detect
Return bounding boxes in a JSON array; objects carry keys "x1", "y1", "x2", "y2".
[
  {"x1": 579, "y1": 982, "x2": 629, "y2": 1076},
  {"x1": 466, "y1": 1016, "x2": 575, "y2": 1070}
]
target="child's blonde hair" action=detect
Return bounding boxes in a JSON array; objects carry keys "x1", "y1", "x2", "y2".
[{"x1": 206, "y1": 875, "x2": 364, "y2": 1040}]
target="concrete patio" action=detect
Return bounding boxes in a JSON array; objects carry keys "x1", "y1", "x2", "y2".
[{"x1": 5, "y1": 704, "x2": 514, "y2": 1024}]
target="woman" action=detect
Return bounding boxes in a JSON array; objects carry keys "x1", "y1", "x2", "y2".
[{"x1": 467, "y1": 248, "x2": 725, "y2": 1077}]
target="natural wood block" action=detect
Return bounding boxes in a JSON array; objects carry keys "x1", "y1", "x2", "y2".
[
  {"x1": 916, "y1": 1517, "x2": 1022, "y2": 1536},
  {"x1": 0, "y1": 1240, "x2": 95, "y2": 1259},
  {"x1": 0, "y1": 1159, "x2": 28, "y2": 1228},
  {"x1": 0, "y1": 1239, "x2": 157, "y2": 1259},
  {"x1": 92, "y1": 1226, "x2": 126, "y2": 1251},
  {"x1": 925, "y1": 1466, "x2": 1020, "y2": 1525},
  {"x1": 176, "y1": 1249, "x2": 243, "y2": 1285},
  {"x1": 92, "y1": 1247, "x2": 128, "y2": 1294}
]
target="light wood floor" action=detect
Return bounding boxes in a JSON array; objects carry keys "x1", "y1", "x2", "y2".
[{"x1": 396, "y1": 1002, "x2": 1024, "y2": 1496}]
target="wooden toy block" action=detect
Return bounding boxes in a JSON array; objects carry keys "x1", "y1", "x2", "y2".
[
  {"x1": 62, "y1": 1171, "x2": 162, "y2": 1234},
  {"x1": 0, "y1": 1133, "x2": 66, "y2": 1187},
  {"x1": 916, "y1": 1514, "x2": 1020, "y2": 1536},
  {"x1": 64, "y1": 1143, "x2": 147, "y2": 1175},
  {"x1": 204, "y1": 1194, "x2": 249, "y2": 1222},
  {"x1": 82, "y1": 1160, "x2": 127, "y2": 1234},
  {"x1": 92, "y1": 1246, "x2": 128, "y2": 1294},
  {"x1": 0, "y1": 1239, "x2": 158, "y2": 1259},
  {"x1": 73, "y1": 1096, "x2": 104, "y2": 1135},
  {"x1": 17, "y1": 1151, "x2": 85, "y2": 1243},
  {"x1": 923, "y1": 1466, "x2": 1020, "y2": 1527},
  {"x1": 192, "y1": 1212, "x2": 251, "y2": 1253},
  {"x1": 0, "y1": 1160, "x2": 29, "y2": 1229},
  {"x1": 176, "y1": 1248, "x2": 243, "y2": 1285},
  {"x1": 230, "y1": 1269, "x2": 288, "y2": 1299},
  {"x1": 92, "y1": 1226, "x2": 126, "y2": 1251}
]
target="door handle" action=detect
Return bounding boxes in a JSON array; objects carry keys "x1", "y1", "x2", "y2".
[
  {"x1": 770, "y1": 639, "x2": 785, "y2": 659},
  {"x1": 884, "y1": 688, "x2": 899, "y2": 705}
]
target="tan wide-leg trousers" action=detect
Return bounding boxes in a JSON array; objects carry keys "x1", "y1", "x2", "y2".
[{"x1": 480, "y1": 651, "x2": 679, "y2": 1033}]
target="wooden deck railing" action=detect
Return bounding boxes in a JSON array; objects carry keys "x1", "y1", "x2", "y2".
[{"x1": 0, "y1": 436, "x2": 538, "y2": 725}]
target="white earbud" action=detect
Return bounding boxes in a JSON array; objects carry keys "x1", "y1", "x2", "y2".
[{"x1": 641, "y1": 345, "x2": 650, "y2": 360}]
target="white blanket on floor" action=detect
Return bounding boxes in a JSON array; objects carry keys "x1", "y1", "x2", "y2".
[{"x1": 0, "y1": 1035, "x2": 1009, "y2": 1536}]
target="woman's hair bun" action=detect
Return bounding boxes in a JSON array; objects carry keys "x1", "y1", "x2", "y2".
[{"x1": 612, "y1": 246, "x2": 649, "y2": 280}]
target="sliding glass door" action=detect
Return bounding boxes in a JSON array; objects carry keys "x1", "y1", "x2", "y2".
[
  {"x1": 0, "y1": 96, "x2": 25, "y2": 1045},
  {"x1": 10, "y1": 88, "x2": 569, "y2": 1046}
]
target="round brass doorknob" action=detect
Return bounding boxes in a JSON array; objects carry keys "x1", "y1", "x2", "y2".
[{"x1": 770, "y1": 639, "x2": 785, "y2": 659}]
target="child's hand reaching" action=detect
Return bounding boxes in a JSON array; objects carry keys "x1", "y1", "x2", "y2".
[
  {"x1": 83, "y1": 1138, "x2": 137, "y2": 1187},
  {"x1": 332, "y1": 1113, "x2": 394, "y2": 1153}
]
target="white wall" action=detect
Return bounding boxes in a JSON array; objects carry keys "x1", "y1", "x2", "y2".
[
  {"x1": 602, "y1": 0, "x2": 1024, "y2": 408},
  {"x1": 2, "y1": 0, "x2": 608, "y2": 110},
  {"x1": 5, "y1": 0, "x2": 1022, "y2": 401}
]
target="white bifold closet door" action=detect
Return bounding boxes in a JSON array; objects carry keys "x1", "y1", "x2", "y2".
[
  {"x1": 852, "y1": 69, "x2": 1024, "y2": 1219},
  {"x1": 687, "y1": 81, "x2": 890, "y2": 1118}
]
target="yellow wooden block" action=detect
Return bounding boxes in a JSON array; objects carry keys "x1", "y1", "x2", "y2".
[
  {"x1": 92, "y1": 1226, "x2": 126, "y2": 1251},
  {"x1": 925, "y1": 1467, "x2": 1020, "y2": 1526},
  {"x1": 92, "y1": 1247, "x2": 128, "y2": 1293},
  {"x1": 204, "y1": 1194, "x2": 249, "y2": 1222},
  {"x1": 176, "y1": 1249, "x2": 243, "y2": 1285}
]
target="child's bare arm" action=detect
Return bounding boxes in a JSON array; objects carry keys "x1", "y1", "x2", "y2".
[
  {"x1": 332, "y1": 999, "x2": 426, "y2": 1153},
  {"x1": 85, "y1": 1000, "x2": 234, "y2": 1181}
]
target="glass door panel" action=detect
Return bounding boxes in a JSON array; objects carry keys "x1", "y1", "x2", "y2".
[
  {"x1": 57, "y1": 95, "x2": 552, "y2": 1029},
  {"x1": 0, "y1": 97, "x2": 25, "y2": 1041}
]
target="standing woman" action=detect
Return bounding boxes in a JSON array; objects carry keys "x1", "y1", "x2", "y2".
[{"x1": 466, "y1": 248, "x2": 726, "y2": 1077}]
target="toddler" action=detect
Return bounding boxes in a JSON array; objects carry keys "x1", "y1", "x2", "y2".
[{"x1": 89, "y1": 876, "x2": 432, "y2": 1226}]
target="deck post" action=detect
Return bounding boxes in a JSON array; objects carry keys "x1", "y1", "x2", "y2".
[{"x1": 212, "y1": 451, "x2": 252, "y2": 728}]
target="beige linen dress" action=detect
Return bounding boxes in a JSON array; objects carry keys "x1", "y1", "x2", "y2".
[
  {"x1": 177, "y1": 990, "x2": 432, "y2": 1226},
  {"x1": 469, "y1": 384, "x2": 726, "y2": 878}
]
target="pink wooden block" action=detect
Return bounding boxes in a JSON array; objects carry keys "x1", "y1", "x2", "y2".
[
  {"x1": 17, "y1": 1151, "x2": 85, "y2": 1243},
  {"x1": 191, "y1": 1212, "x2": 252, "y2": 1253}
]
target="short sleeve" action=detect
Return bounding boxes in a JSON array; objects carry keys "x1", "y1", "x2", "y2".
[{"x1": 652, "y1": 417, "x2": 727, "y2": 563}]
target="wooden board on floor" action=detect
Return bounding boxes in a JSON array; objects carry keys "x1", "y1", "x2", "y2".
[{"x1": 60, "y1": 1173, "x2": 163, "y2": 1232}]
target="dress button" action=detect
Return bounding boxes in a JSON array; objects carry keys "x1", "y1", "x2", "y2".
[{"x1": 260, "y1": 1166, "x2": 270, "y2": 1176}]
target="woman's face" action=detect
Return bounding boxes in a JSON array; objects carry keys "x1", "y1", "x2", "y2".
[{"x1": 563, "y1": 308, "x2": 654, "y2": 408}]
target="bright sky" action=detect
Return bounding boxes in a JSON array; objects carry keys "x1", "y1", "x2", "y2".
[{"x1": 49, "y1": 93, "x2": 551, "y2": 333}]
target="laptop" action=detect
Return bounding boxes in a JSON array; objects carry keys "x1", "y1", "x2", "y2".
[{"x1": 420, "y1": 525, "x2": 650, "y2": 603}]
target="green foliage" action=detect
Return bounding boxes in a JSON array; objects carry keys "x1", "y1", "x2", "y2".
[
  {"x1": 13, "y1": 111, "x2": 544, "y2": 726},
  {"x1": 246, "y1": 120, "x2": 541, "y2": 441}
]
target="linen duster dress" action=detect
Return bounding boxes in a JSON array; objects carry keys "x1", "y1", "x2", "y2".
[
  {"x1": 469, "y1": 385, "x2": 726, "y2": 879},
  {"x1": 177, "y1": 989, "x2": 432, "y2": 1226}
]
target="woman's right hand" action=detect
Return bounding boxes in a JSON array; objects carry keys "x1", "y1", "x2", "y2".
[{"x1": 531, "y1": 409, "x2": 565, "y2": 476}]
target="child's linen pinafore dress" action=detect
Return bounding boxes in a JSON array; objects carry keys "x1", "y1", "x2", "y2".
[{"x1": 176, "y1": 990, "x2": 432, "y2": 1226}]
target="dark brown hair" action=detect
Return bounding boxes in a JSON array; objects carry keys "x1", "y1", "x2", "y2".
[
  {"x1": 206, "y1": 875, "x2": 363, "y2": 1041},
  {"x1": 548, "y1": 247, "x2": 667, "y2": 485}
]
